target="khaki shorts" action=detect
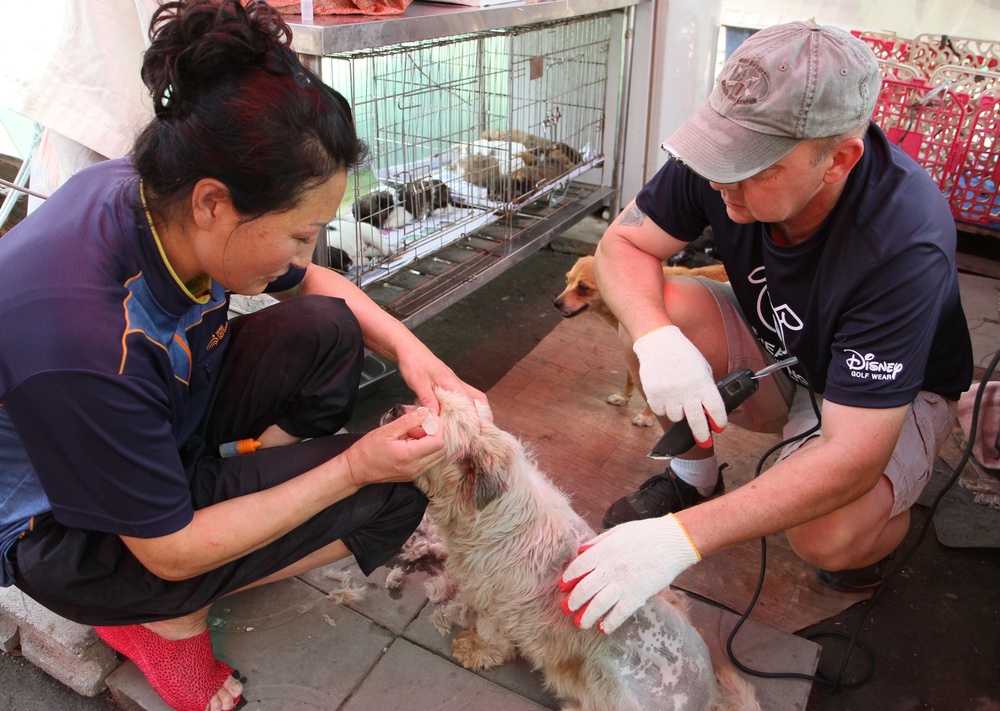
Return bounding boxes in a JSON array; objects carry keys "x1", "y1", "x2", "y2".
[{"x1": 696, "y1": 277, "x2": 957, "y2": 517}]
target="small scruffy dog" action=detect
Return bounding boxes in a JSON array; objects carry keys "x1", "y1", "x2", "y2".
[
  {"x1": 383, "y1": 389, "x2": 759, "y2": 711},
  {"x1": 553, "y1": 256, "x2": 729, "y2": 427}
]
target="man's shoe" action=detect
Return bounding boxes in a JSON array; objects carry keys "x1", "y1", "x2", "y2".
[
  {"x1": 602, "y1": 464, "x2": 726, "y2": 529},
  {"x1": 816, "y1": 552, "x2": 896, "y2": 591}
]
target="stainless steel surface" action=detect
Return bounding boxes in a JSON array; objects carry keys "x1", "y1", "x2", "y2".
[
  {"x1": 288, "y1": 0, "x2": 648, "y2": 55},
  {"x1": 358, "y1": 352, "x2": 397, "y2": 397},
  {"x1": 752, "y1": 356, "x2": 799, "y2": 380}
]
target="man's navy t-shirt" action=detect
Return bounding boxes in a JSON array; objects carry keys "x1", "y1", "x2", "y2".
[{"x1": 636, "y1": 123, "x2": 973, "y2": 408}]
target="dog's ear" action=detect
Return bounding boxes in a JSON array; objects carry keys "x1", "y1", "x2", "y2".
[
  {"x1": 464, "y1": 457, "x2": 505, "y2": 510},
  {"x1": 460, "y1": 428, "x2": 513, "y2": 510}
]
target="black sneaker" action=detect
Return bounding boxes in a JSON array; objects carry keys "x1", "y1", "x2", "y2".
[
  {"x1": 816, "y1": 552, "x2": 895, "y2": 591},
  {"x1": 602, "y1": 464, "x2": 727, "y2": 529}
]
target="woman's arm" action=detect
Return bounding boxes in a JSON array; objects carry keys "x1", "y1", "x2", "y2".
[
  {"x1": 278, "y1": 264, "x2": 488, "y2": 415},
  {"x1": 121, "y1": 406, "x2": 443, "y2": 580}
]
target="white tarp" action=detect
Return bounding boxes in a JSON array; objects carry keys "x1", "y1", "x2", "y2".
[{"x1": 0, "y1": 0, "x2": 159, "y2": 161}]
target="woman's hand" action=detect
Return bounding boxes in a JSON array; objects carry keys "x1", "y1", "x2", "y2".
[
  {"x1": 343, "y1": 407, "x2": 448, "y2": 487},
  {"x1": 396, "y1": 347, "x2": 492, "y2": 421}
]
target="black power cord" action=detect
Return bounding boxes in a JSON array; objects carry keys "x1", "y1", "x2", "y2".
[{"x1": 725, "y1": 347, "x2": 1000, "y2": 692}]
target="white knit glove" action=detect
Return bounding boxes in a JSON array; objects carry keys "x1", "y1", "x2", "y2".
[
  {"x1": 559, "y1": 515, "x2": 701, "y2": 634},
  {"x1": 633, "y1": 325, "x2": 727, "y2": 445}
]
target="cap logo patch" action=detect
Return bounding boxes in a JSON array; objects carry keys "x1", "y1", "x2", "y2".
[{"x1": 720, "y1": 58, "x2": 769, "y2": 105}]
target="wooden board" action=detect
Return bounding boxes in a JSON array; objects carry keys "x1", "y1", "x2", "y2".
[{"x1": 487, "y1": 313, "x2": 871, "y2": 634}]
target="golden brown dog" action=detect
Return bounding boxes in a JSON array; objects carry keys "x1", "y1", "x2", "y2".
[
  {"x1": 383, "y1": 389, "x2": 759, "y2": 711},
  {"x1": 553, "y1": 255, "x2": 729, "y2": 427}
]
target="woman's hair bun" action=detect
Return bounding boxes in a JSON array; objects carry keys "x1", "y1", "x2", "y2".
[
  {"x1": 133, "y1": 0, "x2": 367, "y2": 219},
  {"x1": 141, "y1": 0, "x2": 293, "y2": 117}
]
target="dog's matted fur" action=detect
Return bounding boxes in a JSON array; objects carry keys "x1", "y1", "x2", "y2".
[
  {"x1": 553, "y1": 255, "x2": 729, "y2": 427},
  {"x1": 383, "y1": 389, "x2": 759, "y2": 711}
]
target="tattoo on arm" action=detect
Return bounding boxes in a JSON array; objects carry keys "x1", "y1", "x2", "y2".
[{"x1": 618, "y1": 204, "x2": 646, "y2": 227}]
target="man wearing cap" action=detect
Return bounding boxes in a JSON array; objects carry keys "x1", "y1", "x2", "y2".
[{"x1": 558, "y1": 21, "x2": 973, "y2": 634}]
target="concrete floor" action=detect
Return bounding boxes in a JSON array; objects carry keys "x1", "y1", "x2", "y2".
[{"x1": 1, "y1": 217, "x2": 999, "y2": 710}]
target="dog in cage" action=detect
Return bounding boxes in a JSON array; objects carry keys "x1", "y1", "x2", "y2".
[
  {"x1": 457, "y1": 153, "x2": 502, "y2": 189},
  {"x1": 458, "y1": 152, "x2": 571, "y2": 203},
  {"x1": 352, "y1": 190, "x2": 413, "y2": 231},
  {"x1": 483, "y1": 129, "x2": 583, "y2": 166},
  {"x1": 455, "y1": 135, "x2": 537, "y2": 198},
  {"x1": 326, "y1": 220, "x2": 396, "y2": 270},
  {"x1": 326, "y1": 246, "x2": 353, "y2": 272},
  {"x1": 486, "y1": 156, "x2": 581, "y2": 202},
  {"x1": 462, "y1": 138, "x2": 533, "y2": 175},
  {"x1": 457, "y1": 129, "x2": 585, "y2": 202},
  {"x1": 353, "y1": 178, "x2": 452, "y2": 229},
  {"x1": 382, "y1": 388, "x2": 760, "y2": 711},
  {"x1": 399, "y1": 177, "x2": 452, "y2": 221}
]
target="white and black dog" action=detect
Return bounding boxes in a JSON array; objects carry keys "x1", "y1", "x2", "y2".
[
  {"x1": 326, "y1": 220, "x2": 395, "y2": 270},
  {"x1": 352, "y1": 178, "x2": 452, "y2": 230},
  {"x1": 351, "y1": 190, "x2": 412, "y2": 231}
]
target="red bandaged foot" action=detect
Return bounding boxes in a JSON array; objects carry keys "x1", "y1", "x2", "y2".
[{"x1": 95, "y1": 625, "x2": 241, "y2": 711}]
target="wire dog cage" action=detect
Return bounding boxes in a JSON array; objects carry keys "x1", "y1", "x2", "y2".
[{"x1": 314, "y1": 14, "x2": 613, "y2": 306}]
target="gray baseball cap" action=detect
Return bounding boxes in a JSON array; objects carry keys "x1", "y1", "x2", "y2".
[{"x1": 662, "y1": 22, "x2": 881, "y2": 184}]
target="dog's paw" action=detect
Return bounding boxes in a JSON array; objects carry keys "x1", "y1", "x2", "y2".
[
  {"x1": 451, "y1": 629, "x2": 510, "y2": 670},
  {"x1": 632, "y1": 409, "x2": 657, "y2": 427},
  {"x1": 606, "y1": 392, "x2": 629, "y2": 407},
  {"x1": 430, "y1": 606, "x2": 456, "y2": 636}
]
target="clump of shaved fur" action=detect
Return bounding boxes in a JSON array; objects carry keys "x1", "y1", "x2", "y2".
[{"x1": 322, "y1": 569, "x2": 368, "y2": 605}]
